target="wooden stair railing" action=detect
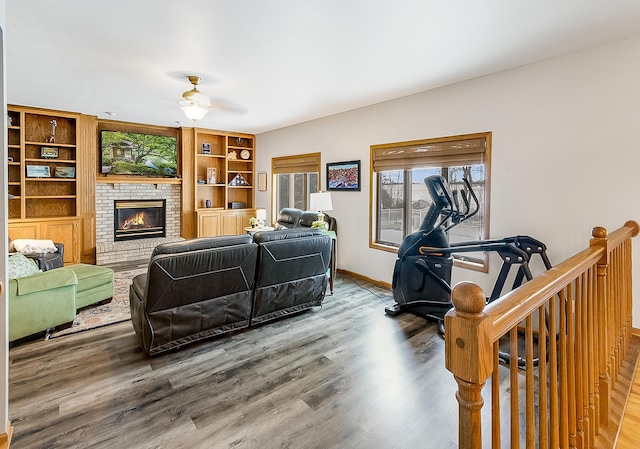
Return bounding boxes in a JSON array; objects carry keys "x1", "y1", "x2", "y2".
[{"x1": 445, "y1": 221, "x2": 639, "y2": 449}]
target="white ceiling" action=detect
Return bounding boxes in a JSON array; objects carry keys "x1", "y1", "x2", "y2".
[{"x1": 6, "y1": 0, "x2": 640, "y2": 134}]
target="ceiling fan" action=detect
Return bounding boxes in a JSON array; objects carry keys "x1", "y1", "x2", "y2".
[
  {"x1": 179, "y1": 75, "x2": 211, "y2": 121},
  {"x1": 178, "y1": 75, "x2": 247, "y2": 122}
]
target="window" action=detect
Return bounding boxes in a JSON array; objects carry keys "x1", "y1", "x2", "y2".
[
  {"x1": 271, "y1": 153, "x2": 321, "y2": 215},
  {"x1": 370, "y1": 132, "x2": 491, "y2": 272}
]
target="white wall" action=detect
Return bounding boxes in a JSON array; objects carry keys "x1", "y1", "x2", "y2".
[{"x1": 256, "y1": 35, "x2": 640, "y2": 327}]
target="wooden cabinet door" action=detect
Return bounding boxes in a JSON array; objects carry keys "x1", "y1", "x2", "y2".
[
  {"x1": 198, "y1": 212, "x2": 220, "y2": 237},
  {"x1": 8, "y1": 219, "x2": 80, "y2": 265},
  {"x1": 221, "y1": 211, "x2": 240, "y2": 236},
  {"x1": 41, "y1": 219, "x2": 80, "y2": 265},
  {"x1": 8, "y1": 223, "x2": 39, "y2": 240}
]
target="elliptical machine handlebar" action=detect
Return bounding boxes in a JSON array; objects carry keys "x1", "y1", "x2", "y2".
[{"x1": 443, "y1": 177, "x2": 479, "y2": 232}]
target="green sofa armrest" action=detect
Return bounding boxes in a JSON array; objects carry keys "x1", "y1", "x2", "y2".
[
  {"x1": 9, "y1": 268, "x2": 79, "y2": 342},
  {"x1": 10, "y1": 267, "x2": 78, "y2": 296}
]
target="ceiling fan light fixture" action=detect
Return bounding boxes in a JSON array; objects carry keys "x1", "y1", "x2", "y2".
[
  {"x1": 182, "y1": 88, "x2": 210, "y2": 107},
  {"x1": 181, "y1": 103, "x2": 209, "y2": 121},
  {"x1": 180, "y1": 75, "x2": 210, "y2": 121}
]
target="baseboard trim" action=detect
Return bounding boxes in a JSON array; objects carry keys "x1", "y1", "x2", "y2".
[
  {"x1": 632, "y1": 327, "x2": 640, "y2": 338},
  {"x1": 0, "y1": 421, "x2": 13, "y2": 449},
  {"x1": 336, "y1": 269, "x2": 391, "y2": 290}
]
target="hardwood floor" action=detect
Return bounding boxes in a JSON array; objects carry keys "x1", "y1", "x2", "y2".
[
  {"x1": 616, "y1": 346, "x2": 640, "y2": 448},
  {"x1": 9, "y1": 272, "x2": 640, "y2": 449},
  {"x1": 8, "y1": 275, "x2": 462, "y2": 449}
]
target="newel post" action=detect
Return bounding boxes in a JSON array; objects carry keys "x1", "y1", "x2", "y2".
[
  {"x1": 590, "y1": 226, "x2": 610, "y2": 428},
  {"x1": 445, "y1": 281, "x2": 493, "y2": 449}
]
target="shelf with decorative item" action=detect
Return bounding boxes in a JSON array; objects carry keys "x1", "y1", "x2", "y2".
[
  {"x1": 227, "y1": 172, "x2": 252, "y2": 187},
  {"x1": 227, "y1": 135, "x2": 253, "y2": 149},
  {"x1": 25, "y1": 158, "x2": 76, "y2": 163}
]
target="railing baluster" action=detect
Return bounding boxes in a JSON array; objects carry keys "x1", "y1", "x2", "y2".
[
  {"x1": 576, "y1": 273, "x2": 587, "y2": 449},
  {"x1": 591, "y1": 227, "x2": 610, "y2": 428},
  {"x1": 539, "y1": 303, "x2": 549, "y2": 449},
  {"x1": 567, "y1": 282, "x2": 578, "y2": 449},
  {"x1": 588, "y1": 266, "x2": 598, "y2": 446},
  {"x1": 549, "y1": 291, "x2": 560, "y2": 448},
  {"x1": 560, "y1": 288, "x2": 569, "y2": 449},
  {"x1": 491, "y1": 342, "x2": 500, "y2": 449},
  {"x1": 526, "y1": 316, "x2": 535, "y2": 448}
]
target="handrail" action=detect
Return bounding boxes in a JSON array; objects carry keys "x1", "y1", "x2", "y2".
[
  {"x1": 484, "y1": 246, "x2": 601, "y2": 341},
  {"x1": 445, "y1": 220, "x2": 639, "y2": 449}
]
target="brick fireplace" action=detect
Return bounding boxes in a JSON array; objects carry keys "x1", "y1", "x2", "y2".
[{"x1": 95, "y1": 183, "x2": 183, "y2": 265}]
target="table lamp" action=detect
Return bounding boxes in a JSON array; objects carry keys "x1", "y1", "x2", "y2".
[
  {"x1": 256, "y1": 208, "x2": 267, "y2": 227},
  {"x1": 310, "y1": 191, "x2": 333, "y2": 225}
]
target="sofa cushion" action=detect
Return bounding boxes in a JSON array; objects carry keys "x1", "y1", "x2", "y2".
[
  {"x1": 151, "y1": 235, "x2": 252, "y2": 257},
  {"x1": 66, "y1": 264, "x2": 114, "y2": 293},
  {"x1": 8, "y1": 253, "x2": 40, "y2": 279}
]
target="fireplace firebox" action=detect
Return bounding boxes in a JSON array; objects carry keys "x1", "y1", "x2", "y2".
[{"x1": 114, "y1": 200, "x2": 166, "y2": 241}]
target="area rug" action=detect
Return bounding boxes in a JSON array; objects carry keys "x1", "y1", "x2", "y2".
[{"x1": 46, "y1": 267, "x2": 146, "y2": 339}]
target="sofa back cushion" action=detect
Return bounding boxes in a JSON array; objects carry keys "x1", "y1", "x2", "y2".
[
  {"x1": 252, "y1": 229, "x2": 331, "y2": 324},
  {"x1": 298, "y1": 211, "x2": 318, "y2": 227},
  {"x1": 145, "y1": 240, "x2": 258, "y2": 313},
  {"x1": 274, "y1": 208, "x2": 302, "y2": 229},
  {"x1": 151, "y1": 235, "x2": 252, "y2": 258}
]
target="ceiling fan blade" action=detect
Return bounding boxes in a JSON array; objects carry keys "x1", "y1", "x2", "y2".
[{"x1": 208, "y1": 97, "x2": 247, "y2": 114}]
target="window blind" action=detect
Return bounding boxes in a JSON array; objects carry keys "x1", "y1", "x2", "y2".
[
  {"x1": 272, "y1": 153, "x2": 321, "y2": 174},
  {"x1": 371, "y1": 136, "x2": 487, "y2": 171}
]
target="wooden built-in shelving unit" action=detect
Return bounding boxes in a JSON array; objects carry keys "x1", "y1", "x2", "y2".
[
  {"x1": 6, "y1": 105, "x2": 259, "y2": 263},
  {"x1": 181, "y1": 127, "x2": 256, "y2": 237}
]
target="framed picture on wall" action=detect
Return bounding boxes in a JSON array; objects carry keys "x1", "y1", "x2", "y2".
[
  {"x1": 258, "y1": 172, "x2": 267, "y2": 191},
  {"x1": 327, "y1": 160, "x2": 360, "y2": 191}
]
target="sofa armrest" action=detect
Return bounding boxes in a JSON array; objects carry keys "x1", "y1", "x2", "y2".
[
  {"x1": 10, "y1": 267, "x2": 77, "y2": 296},
  {"x1": 130, "y1": 273, "x2": 147, "y2": 301}
]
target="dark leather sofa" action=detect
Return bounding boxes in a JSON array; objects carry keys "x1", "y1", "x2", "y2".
[
  {"x1": 129, "y1": 229, "x2": 331, "y2": 355},
  {"x1": 274, "y1": 207, "x2": 337, "y2": 233}
]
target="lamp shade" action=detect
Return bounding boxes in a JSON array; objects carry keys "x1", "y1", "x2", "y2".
[
  {"x1": 180, "y1": 102, "x2": 209, "y2": 121},
  {"x1": 310, "y1": 191, "x2": 333, "y2": 212},
  {"x1": 256, "y1": 208, "x2": 267, "y2": 221}
]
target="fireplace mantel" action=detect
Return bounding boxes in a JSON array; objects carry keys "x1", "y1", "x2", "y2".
[{"x1": 96, "y1": 177, "x2": 182, "y2": 185}]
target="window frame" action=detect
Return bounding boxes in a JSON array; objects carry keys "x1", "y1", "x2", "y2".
[{"x1": 369, "y1": 132, "x2": 492, "y2": 273}]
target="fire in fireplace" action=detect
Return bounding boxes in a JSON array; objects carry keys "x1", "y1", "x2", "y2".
[{"x1": 114, "y1": 199, "x2": 166, "y2": 241}]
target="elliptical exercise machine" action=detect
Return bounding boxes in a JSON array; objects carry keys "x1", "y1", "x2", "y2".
[{"x1": 385, "y1": 175, "x2": 551, "y2": 331}]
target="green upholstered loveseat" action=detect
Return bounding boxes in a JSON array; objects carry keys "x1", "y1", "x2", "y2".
[
  {"x1": 8, "y1": 267, "x2": 78, "y2": 342},
  {"x1": 8, "y1": 259, "x2": 115, "y2": 342}
]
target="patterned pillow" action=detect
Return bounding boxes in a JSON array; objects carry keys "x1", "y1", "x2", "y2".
[{"x1": 8, "y1": 253, "x2": 40, "y2": 279}]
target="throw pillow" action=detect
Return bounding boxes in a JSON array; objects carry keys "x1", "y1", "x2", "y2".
[
  {"x1": 8, "y1": 253, "x2": 40, "y2": 279},
  {"x1": 10, "y1": 239, "x2": 58, "y2": 254}
]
